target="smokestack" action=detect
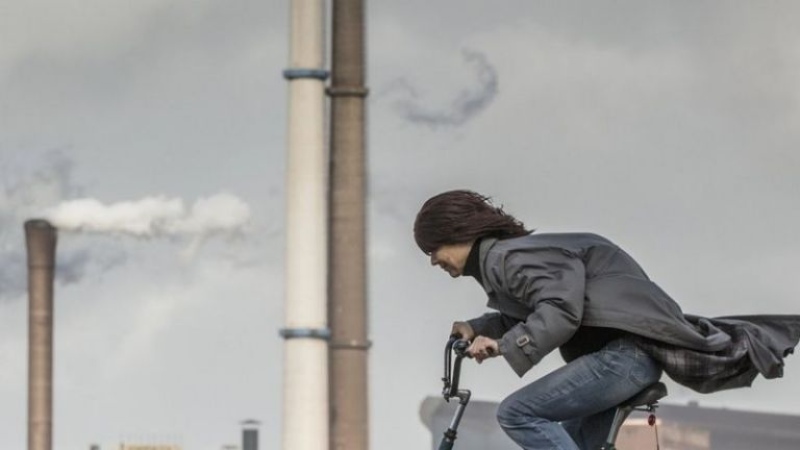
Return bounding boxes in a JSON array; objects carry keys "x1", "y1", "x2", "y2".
[
  {"x1": 241, "y1": 419, "x2": 260, "y2": 450},
  {"x1": 328, "y1": 1, "x2": 369, "y2": 450},
  {"x1": 280, "y1": 0, "x2": 329, "y2": 449},
  {"x1": 25, "y1": 219, "x2": 57, "y2": 450}
]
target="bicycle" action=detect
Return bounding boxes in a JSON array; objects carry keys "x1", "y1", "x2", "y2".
[{"x1": 437, "y1": 337, "x2": 667, "y2": 450}]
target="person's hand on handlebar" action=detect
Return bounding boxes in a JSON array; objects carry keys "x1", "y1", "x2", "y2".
[
  {"x1": 467, "y1": 336, "x2": 500, "y2": 363},
  {"x1": 450, "y1": 321, "x2": 476, "y2": 341}
]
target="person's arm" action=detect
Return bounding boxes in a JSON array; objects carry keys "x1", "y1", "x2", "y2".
[
  {"x1": 466, "y1": 313, "x2": 519, "y2": 340},
  {"x1": 497, "y1": 249, "x2": 586, "y2": 377}
]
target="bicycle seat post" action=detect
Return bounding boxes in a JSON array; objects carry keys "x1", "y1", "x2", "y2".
[{"x1": 600, "y1": 382, "x2": 667, "y2": 450}]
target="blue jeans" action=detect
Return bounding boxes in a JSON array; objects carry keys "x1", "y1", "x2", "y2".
[{"x1": 496, "y1": 338, "x2": 662, "y2": 450}]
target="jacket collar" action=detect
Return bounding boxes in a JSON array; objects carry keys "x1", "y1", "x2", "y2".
[
  {"x1": 462, "y1": 238, "x2": 483, "y2": 283},
  {"x1": 477, "y1": 237, "x2": 498, "y2": 297}
]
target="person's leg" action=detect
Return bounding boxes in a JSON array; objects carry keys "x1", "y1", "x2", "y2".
[
  {"x1": 562, "y1": 408, "x2": 618, "y2": 450},
  {"x1": 561, "y1": 408, "x2": 616, "y2": 450},
  {"x1": 496, "y1": 338, "x2": 661, "y2": 450}
]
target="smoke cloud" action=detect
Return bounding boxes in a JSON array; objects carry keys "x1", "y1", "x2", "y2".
[
  {"x1": 43, "y1": 193, "x2": 251, "y2": 237},
  {"x1": 388, "y1": 49, "x2": 499, "y2": 128},
  {"x1": 0, "y1": 150, "x2": 115, "y2": 301},
  {"x1": 0, "y1": 151, "x2": 254, "y2": 301}
]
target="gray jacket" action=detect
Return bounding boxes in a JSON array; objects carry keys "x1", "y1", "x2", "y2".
[{"x1": 467, "y1": 233, "x2": 800, "y2": 380}]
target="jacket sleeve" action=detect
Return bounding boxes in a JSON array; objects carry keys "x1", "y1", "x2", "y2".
[
  {"x1": 497, "y1": 249, "x2": 586, "y2": 377},
  {"x1": 467, "y1": 313, "x2": 520, "y2": 340}
]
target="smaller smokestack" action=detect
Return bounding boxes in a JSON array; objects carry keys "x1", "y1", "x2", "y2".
[
  {"x1": 241, "y1": 419, "x2": 261, "y2": 450},
  {"x1": 25, "y1": 219, "x2": 57, "y2": 450}
]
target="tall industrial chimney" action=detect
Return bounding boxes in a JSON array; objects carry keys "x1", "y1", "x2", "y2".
[
  {"x1": 25, "y1": 219, "x2": 57, "y2": 450},
  {"x1": 328, "y1": 1, "x2": 370, "y2": 450},
  {"x1": 241, "y1": 419, "x2": 260, "y2": 450},
  {"x1": 280, "y1": 0, "x2": 329, "y2": 449}
]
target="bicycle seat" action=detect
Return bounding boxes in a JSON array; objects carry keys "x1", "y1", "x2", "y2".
[{"x1": 619, "y1": 382, "x2": 667, "y2": 407}]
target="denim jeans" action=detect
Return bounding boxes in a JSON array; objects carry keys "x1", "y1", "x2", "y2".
[{"x1": 496, "y1": 338, "x2": 662, "y2": 450}]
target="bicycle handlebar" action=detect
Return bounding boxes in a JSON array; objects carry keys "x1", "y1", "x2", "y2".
[
  {"x1": 442, "y1": 337, "x2": 473, "y2": 400},
  {"x1": 438, "y1": 337, "x2": 473, "y2": 450}
]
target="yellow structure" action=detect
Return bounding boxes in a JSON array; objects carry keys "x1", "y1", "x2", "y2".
[{"x1": 119, "y1": 445, "x2": 182, "y2": 450}]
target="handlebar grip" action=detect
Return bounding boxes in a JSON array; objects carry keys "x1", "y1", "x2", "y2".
[
  {"x1": 437, "y1": 438, "x2": 454, "y2": 450},
  {"x1": 453, "y1": 339, "x2": 471, "y2": 357}
]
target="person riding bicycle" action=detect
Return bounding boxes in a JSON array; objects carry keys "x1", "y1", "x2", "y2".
[{"x1": 414, "y1": 189, "x2": 800, "y2": 450}]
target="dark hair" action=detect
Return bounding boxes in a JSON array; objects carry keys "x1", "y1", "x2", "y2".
[{"x1": 413, "y1": 190, "x2": 531, "y2": 254}]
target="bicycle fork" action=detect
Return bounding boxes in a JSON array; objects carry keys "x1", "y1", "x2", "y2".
[{"x1": 438, "y1": 390, "x2": 471, "y2": 450}]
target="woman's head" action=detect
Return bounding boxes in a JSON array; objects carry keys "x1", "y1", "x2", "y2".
[{"x1": 413, "y1": 190, "x2": 530, "y2": 255}]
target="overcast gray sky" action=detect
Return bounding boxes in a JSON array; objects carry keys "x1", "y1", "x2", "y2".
[{"x1": 2, "y1": 1, "x2": 800, "y2": 449}]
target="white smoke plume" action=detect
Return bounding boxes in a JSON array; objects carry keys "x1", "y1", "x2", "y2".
[
  {"x1": 43, "y1": 193, "x2": 251, "y2": 237},
  {"x1": 1, "y1": 150, "x2": 258, "y2": 301},
  {"x1": 0, "y1": 149, "x2": 121, "y2": 301}
]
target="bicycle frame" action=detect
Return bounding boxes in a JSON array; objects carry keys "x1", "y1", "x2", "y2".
[{"x1": 436, "y1": 336, "x2": 666, "y2": 450}]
